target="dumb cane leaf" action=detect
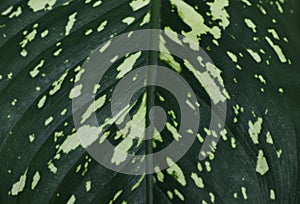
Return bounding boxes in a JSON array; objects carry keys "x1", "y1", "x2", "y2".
[{"x1": 0, "y1": 0, "x2": 299, "y2": 204}]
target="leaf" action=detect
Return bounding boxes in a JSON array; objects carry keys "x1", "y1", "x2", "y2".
[{"x1": 0, "y1": 0, "x2": 299, "y2": 203}]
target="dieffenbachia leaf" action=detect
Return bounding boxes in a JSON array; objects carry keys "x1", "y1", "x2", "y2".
[{"x1": 0, "y1": 0, "x2": 299, "y2": 203}]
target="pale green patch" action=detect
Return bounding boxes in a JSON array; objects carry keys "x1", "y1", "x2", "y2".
[
  {"x1": 247, "y1": 49, "x2": 261, "y2": 63},
  {"x1": 205, "y1": 161, "x2": 212, "y2": 172},
  {"x1": 266, "y1": 131, "x2": 274, "y2": 144},
  {"x1": 93, "y1": 0, "x2": 102, "y2": 7},
  {"x1": 85, "y1": 29, "x2": 93, "y2": 36},
  {"x1": 86, "y1": 181, "x2": 91, "y2": 192},
  {"x1": 65, "y1": 12, "x2": 77, "y2": 36},
  {"x1": 207, "y1": 0, "x2": 230, "y2": 29},
  {"x1": 11, "y1": 98, "x2": 17, "y2": 106},
  {"x1": 241, "y1": 186, "x2": 247, "y2": 200},
  {"x1": 131, "y1": 174, "x2": 145, "y2": 191},
  {"x1": 270, "y1": 189, "x2": 276, "y2": 200},
  {"x1": 166, "y1": 122, "x2": 182, "y2": 141},
  {"x1": 31, "y1": 171, "x2": 41, "y2": 190},
  {"x1": 275, "y1": 1, "x2": 283, "y2": 13},
  {"x1": 166, "y1": 157, "x2": 187, "y2": 186},
  {"x1": 81, "y1": 95, "x2": 106, "y2": 124},
  {"x1": 227, "y1": 51, "x2": 238, "y2": 63},
  {"x1": 20, "y1": 28, "x2": 37, "y2": 48},
  {"x1": 122, "y1": 17, "x2": 135, "y2": 25},
  {"x1": 170, "y1": 0, "x2": 221, "y2": 50},
  {"x1": 99, "y1": 40, "x2": 111, "y2": 53},
  {"x1": 256, "y1": 150, "x2": 269, "y2": 175},
  {"x1": 174, "y1": 189, "x2": 184, "y2": 201},
  {"x1": 1, "y1": 6, "x2": 13, "y2": 16},
  {"x1": 41, "y1": 30, "x2": 49, "y2": 38},
  {"x1": 58, "y1": 131, "x2": 80, "y2": 153},
  {"x1": 184, "y1": 59, "x2": 229, "y2": 104},
  {"x1": 257, "y1": 4, "x2": 267, "y2": 15},
  {"x1": 61, "y1": 108, "x2": 67, "y2": 116},
  {"x1": 248, "y1": 117, "x2": 263, "y2": 144},
  {"x1": 129, "y1": 0, "x2": 150, "y2": 11},
  {"x1": 37, "y1": 95, "x2": 47, "y2": 108},
  {"x1": 48, "y1": 160, "x2": 57, "y2": 173},
  {"x1": 268, "y1": 28, "x2": 280, "y2": 40},
  {"x1": 53, "y1": 48, "x2": 62, "y2": 56},
  {"x1": 241, "y1": 0, "x2": 251, "y2": 6},
  {"x1": 265, "y1": 37, "x2": 287, "y2": 63},
  {"x1": 30, "y1": 60, "x2": 45, "y2": 78},
  {"x1": 97, "y1": 20, "x2": 108, "y2": 32},
  {"x1": 155, "y1": 167, "x2": 164, "y2": 182},
  {"x1": 164, "y1": 26, "x2": 184, "y2": 46},
  {"x1": 231, "y1": 137, "x2": 237, "y2": 148},
  {"x1": 29, "y1": 134, "x2": 35, "y2": 142},
  {"x1": 109, "y1": 190, "x2": 123, "y2": 204},
  {"x1": 28, "y1": 0, "x2": 57, "y2": 12},
  {"x1": 8, "y1": 6, "x2": 22, "y2": 18},
  {"x1": 191, "y1": 173, "x2": 204, "y2": 188},
  {"x1": 220, "y1": 129, "x2": 227, "y2": 141},
  {"x1": 209, "y1": 192, "x2": 215, "y2": 203},
  {"x1": 59, "y1": 125, "x2": 103, "y2": 154},
  {"x1": 278, "y1": 88, "x2": 284, "y2": 93},
  {"x1": 116, "y1": 52, "x2": 141, "y2": 79},
  {"x1": 20, "y1": 49, "x2": 28, "y2": 57},
  {"x1": 111, "y1": 137, "x2": 133, "y2": 165},
  {"x1": 69, "y1": 84, "x2": 83, "y2": 99},
  {"x1": 167, "y1": 190, "x2": 173, "y2": 199},
  {"x1": 159, "y1": 35, "x2": 182, "y2": 73},
  {"x1": 7, "y1": 72, "x2": 13, "y2": 79},
  {"x1": 197, "y1": 133, "x2": 204, "y2": 143},
  {"x1": 140, "y1": 12, "x2": 150, "y2": 26},
  {"x1": 44, "y1": 116, "x2": 54, "y2": 126},
  {"x1": 66, "y1": 195, "x2": 76, "y2": 204},
  {"x1": 10, "y1": 168, "x2": 28, "y2": 196},
  {"x1": 254, "y1": 74, "x2": 266, "y2": 84},
  {"x1": 54, "y1": 131, "x2": 64, "y2": 142},
  {"x1": 49, "y1": 71, "x2": 68, "y2": 95},
  {"x1": 244, "y1": 18, "x2": 257, "y2": 33}
]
